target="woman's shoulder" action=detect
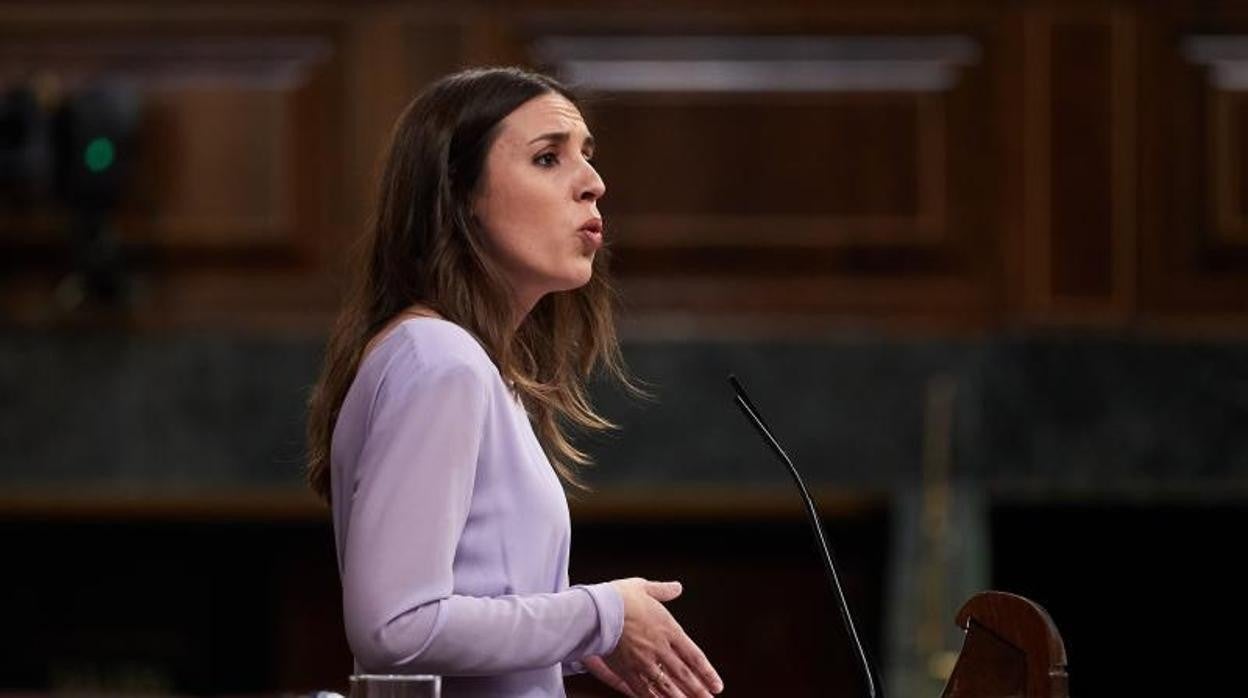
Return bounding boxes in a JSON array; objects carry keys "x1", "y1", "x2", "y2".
[
  {"x1": 337, "y1": 317, "x2": 496, "y2": 436},
  {"x1": 366, "y1": 316, "x2": 497, "y2": 385}
]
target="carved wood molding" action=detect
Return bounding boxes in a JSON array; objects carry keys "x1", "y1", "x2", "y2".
[
  {"x1": 533, "y1": 35, "x2": 979, "y2": 93},
  {"x1": 1018, "y1": 8, "x2": 1137, "y2": 320},
  {"x1": 532, "y1": 32, "x2": 986, "y2": 311},
  {"x1": 1184, "y1": 36, "x2": 1248, "y2": 246},
  {"x1": 0, "y1": 36, "x2": 333, "y2": 90}
]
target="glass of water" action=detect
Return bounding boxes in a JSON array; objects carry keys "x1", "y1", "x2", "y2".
[{"x1": 348, "y1": 673, "x2": 441, "y2": 698}]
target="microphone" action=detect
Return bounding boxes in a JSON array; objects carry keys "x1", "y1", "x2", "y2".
[{"x1": 728, "y1": 374, "x2": 883, "y2": 698}]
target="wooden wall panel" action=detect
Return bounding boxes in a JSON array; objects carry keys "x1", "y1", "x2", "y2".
[
  {"x1": 0, "y1": 34, "x2": 333, "y2": 248},
  {"x1": 1018, "y1": 7, "x2": 1136, "y2": 322},
  {"x1": 0, "y1": 7, "x2": 462, "y2": 330},
  {"x1": 588, "y1": 94, "x2": 935, "y2": 242},
  {"x1": 2, "y1": 1, "x2": 1248, "y2": 333},
  {"x1": 335, "y1": 15, "x2": 466, "y2": 230},
  {"x1": 531, "y1": 31, "x2": 1002, "y2": 323},
  {"x1": 0, "y1": 19, "x2": 344, "y2": 328},
  {"x1": 127, "y1": 84, "x2": 295, "y2": 246},
  {"x1": 1140, "y1": 15, "x2": 1248, "y2": 319},
  {"x1": 1050, "y1": 22, "x2": 1114, "y2": 299}
]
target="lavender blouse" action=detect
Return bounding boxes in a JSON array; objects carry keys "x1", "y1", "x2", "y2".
[{"x1": 329, "y1": 317, "x2": 624, "y2": 696}]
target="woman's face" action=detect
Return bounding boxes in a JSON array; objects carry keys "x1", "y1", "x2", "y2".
[{"x1": 472, "y1": 92, "x2": 606, "y2": 317}]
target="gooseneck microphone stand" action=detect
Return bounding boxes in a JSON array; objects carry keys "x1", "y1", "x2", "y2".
[{"x1": 728, "y1": 374, "x2": 883, "y2": 698}]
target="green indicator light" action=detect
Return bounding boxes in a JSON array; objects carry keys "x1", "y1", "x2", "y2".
[{"x1": 84, "y1": 137, "x2": 115, "y2": 173}]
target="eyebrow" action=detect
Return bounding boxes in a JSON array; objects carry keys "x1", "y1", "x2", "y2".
[{"x1": 528, "y1": 131, "x2": 596, "y2": 151}]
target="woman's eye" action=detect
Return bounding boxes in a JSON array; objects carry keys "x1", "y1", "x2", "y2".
[{"x1": 534, "y1": 153, "x2": 558, "y2": 167}]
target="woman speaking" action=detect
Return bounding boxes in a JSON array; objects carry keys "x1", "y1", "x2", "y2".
[{"x1": 305, "y1": 67, "x2": 723, "y2": 697}]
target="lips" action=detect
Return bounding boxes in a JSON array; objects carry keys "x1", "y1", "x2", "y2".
[{"x1": 579, "y1": 218, "x2": 604, "y2": 249}]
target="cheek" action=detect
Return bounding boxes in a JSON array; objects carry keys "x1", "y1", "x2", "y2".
[
  {"x1": 482, "y1": 198, "x2": 537, "y2": 264},
  {"x1": 479, "y1": 170, "x2": 565, "y2": 267}
]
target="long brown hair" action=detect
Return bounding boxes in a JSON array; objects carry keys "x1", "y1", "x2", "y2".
[{"x1": 305, "y1": 66, "x2": 636, "y2": 503}]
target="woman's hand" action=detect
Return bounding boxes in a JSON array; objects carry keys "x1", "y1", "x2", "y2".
[
  {"x1": 584, "y1": 655, "x2": 636, "y2": 697},
  {"x1": 602, "y1": 578, "x2": 723, "y2": 697}
]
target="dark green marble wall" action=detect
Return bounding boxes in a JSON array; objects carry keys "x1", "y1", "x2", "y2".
[{"x1": 2, "y1": 331, "x2": 1246, "y2": 496}]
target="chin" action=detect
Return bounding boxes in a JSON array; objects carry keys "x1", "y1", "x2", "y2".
[
  {"x1": 553, "y1": 276, "x2": 592, "y2": 294},
  {"x1": 552, "y1": 263, "x2": 594, "y2": 292}
]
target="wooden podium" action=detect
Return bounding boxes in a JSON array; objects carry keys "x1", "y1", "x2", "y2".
[{"x1": 941, "y1": 592, "x2": 1068, "y2": 698}]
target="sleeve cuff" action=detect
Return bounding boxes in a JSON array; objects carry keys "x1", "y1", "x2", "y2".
[
  {"x1": 563, "y1": 660, "x2": 586, "y2": 676},
  {"x1": 573, "y1": 582, "x2": 625, "y2": 657}
]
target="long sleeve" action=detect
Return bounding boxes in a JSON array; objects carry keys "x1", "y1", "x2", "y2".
[{"x1": 338, "y1": 342, "x2": 623, "y2": 677}]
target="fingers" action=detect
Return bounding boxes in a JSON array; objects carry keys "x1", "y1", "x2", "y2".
[
  {"x1": 644, "y1": 580, "x2": 683, "y2": 602},
  {"x1": 654, "y1": 649, "x2": 712, "y2": 698},
  {"x1": 619, "y1": 665, "x2": 659, "y2": 698},
  {"x1": 672, "y1": 632, "x2": 724, "y2": 694},
  {"x1": 602, "y1": 650, "x2": 660, "y2": 698},
  {"x1": 585, "y1": 655, "x2": 637, "y2": 697},
  {"x1": 646, "y1": 660, "x2": 688, "y2": 698},
  {"x1": 645, "y1": 599, "x2": 720, "y2": 696},
  {"x1": 612, "y1": 652, "x2": 719, "y2": 698},
  {"x1": 604, "y1": 578, "x2": 722, "y2": 696},
  {"x1": 606, "y1": 651, "x2": 693, "y2": 698}
]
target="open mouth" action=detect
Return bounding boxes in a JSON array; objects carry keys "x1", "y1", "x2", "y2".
[{"x1": 579, "y1": 219, "x2": 604, "y2": 248}]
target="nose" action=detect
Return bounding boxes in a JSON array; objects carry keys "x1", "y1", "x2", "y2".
[{"x1": 577, "y1": 160, "x2": 606, "y2": 202}]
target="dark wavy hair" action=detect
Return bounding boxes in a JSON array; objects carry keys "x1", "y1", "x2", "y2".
[{"x1": 305, "y1": 66, "x2": 636, "y2": 503}]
